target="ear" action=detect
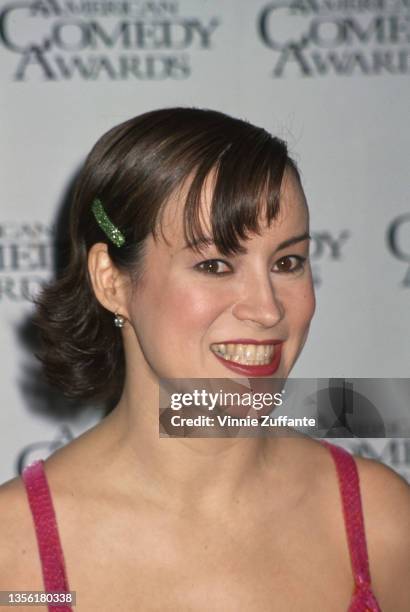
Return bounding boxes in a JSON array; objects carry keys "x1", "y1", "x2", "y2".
[{"x1": 87, "y1": 243, "x2": 130, "y2": 319}]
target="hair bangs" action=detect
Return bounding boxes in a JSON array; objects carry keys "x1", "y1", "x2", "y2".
[{"x1": 181, "y1": 129, "x2": 289, "y2": 257}]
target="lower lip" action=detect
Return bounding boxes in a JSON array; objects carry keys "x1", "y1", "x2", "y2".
[{"x1": 211, "y1": 343, "x2": 283, "y2": 376}]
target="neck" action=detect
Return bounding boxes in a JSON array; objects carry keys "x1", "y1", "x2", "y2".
[
  {"x1": 87, "y1": 331, "x2": 294, "y2": 515},
  {"x1": 94, "y1": 375, "x2": 284, "y2": 515}
]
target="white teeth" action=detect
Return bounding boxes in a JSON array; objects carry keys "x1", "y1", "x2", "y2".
[
  {"x1": 211, "y1": 343, "x2": 275, "y2": 366},
  {"x1": 245, "y1": 345, "x2": 256, "y2": 360},
  {"x1": 256, "y1": 345, "x2": 265, "y2": 360}
]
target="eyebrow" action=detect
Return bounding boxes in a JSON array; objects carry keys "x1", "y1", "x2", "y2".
[{"x1": 183, "y1": 232, "x2": 311, "y2": 254}]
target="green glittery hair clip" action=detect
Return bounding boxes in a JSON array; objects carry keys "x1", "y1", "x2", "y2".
[{"x1": 91, "y1": 198, "x2": 125, "y2": 248}]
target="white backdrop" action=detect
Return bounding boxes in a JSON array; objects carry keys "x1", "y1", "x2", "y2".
[{"x1": 1, "y1": 0, "x2": 409, "y2": 483}]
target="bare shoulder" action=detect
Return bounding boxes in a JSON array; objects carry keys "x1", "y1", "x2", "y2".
[
  {"x1": 0, "y1": 473, "x2": 32, "y2": 544},
  {"x1": 354, "y1": 452, "x2": 410, "y2": 536},
  {"x1": 354, "y1": 451, "x2": 410, "y2": 506},
  {"x1": 353, "y1": 453, "x2": 410, "y2": 611},
  {"x1": 0, "y1": 474, "x2": 43, "y2": 591}
]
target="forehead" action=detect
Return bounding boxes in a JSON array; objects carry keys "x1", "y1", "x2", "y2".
[{"x1": 156, "y1": 167, "x2": 308, "y2": 253}]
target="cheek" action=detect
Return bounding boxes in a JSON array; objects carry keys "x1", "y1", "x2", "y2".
[
  {"x1": 169, "y1": 287, "x2": 219, "y2": 331},
  {"x1": 296, "y1": 289, "x2": 316, "y2": 348},
  {"x1": 302, "y1": 285, "x2": 316, "y2": 325},
  {"x1": 282, "y1": 279, "x2": 316, "y2": 331},
  {"x1": 140, "y1": 277, "x2": 224, "y2": 339}
]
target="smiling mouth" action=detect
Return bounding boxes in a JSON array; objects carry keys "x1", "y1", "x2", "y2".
[{"x1": 210, "y1": 343, "x2": 277, "y2": 366}]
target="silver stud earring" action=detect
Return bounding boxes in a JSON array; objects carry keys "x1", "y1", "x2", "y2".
[{"x1": 114, "y1": 312, "x2": 125, "y2": 328}]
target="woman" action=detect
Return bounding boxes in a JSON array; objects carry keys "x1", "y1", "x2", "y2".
[{"x1": 0, "y1": 107, "x2": 409, "y2": 611}]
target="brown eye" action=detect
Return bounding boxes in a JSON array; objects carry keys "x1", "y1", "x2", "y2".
[
  {"x1": 274, "y1": 256, "x2": 305, "y2": 274},
  {"x1": 196, "y1": 259, "x2": 231, "y2": 275}
]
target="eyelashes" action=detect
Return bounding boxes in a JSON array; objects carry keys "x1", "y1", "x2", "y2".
[{"x1": 195, "y1": 255, "x2": 307, "y2": 276}]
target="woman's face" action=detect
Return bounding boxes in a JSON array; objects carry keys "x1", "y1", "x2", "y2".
[{"x1": 123, "y1": 170, "x2": 315, "y2": 384}]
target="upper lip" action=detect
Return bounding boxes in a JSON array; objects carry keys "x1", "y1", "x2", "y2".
[{"x1": 210, "y1": 339, "x2": 283, "y2": 346}]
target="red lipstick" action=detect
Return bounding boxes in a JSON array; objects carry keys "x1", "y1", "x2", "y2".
[{"x1": 211, "y1": 341, "x2": 283, "y2": 376}]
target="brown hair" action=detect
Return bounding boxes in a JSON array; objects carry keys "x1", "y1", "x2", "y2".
[{"x1": 34, "y1": 107, "x2": 302, "y2": 405}]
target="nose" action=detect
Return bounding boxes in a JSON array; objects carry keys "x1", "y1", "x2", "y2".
[{"x1": 231, "y1": 274, "x2": 284, "y2": 328}]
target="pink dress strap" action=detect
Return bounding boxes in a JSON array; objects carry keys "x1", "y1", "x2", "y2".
[
  {"x1": 21, "y1": 460, "x2": 73, "y2": 612},
  {"x1": 321, "y1": 440, "x2": 381, "y2": 611}
]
